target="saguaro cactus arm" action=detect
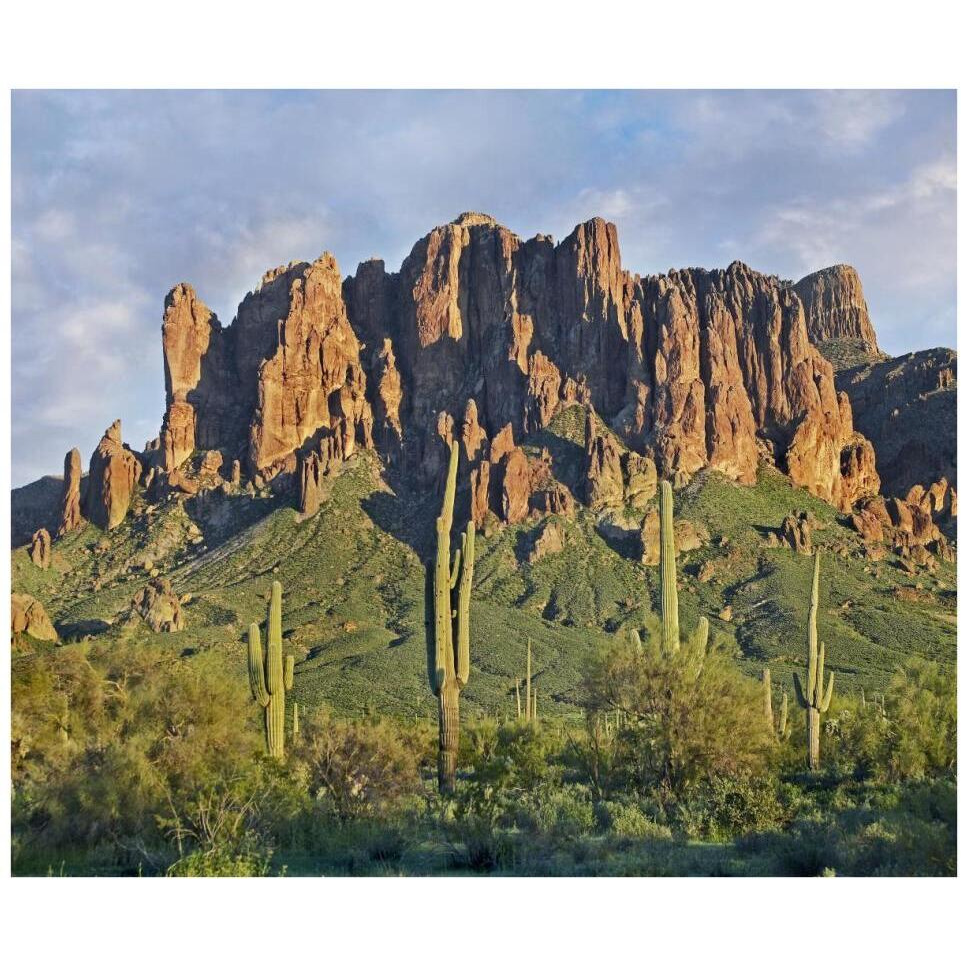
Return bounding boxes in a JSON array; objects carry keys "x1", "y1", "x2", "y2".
[
  {"x1": 283, "y1": 654, "x2": 294, "y2": 692},
  {"x1": 793, "y1": 671, "x2": 808, "y2": 709},
  {"x1": 247, "y1": 624, "x2": 269, "y2": 708},
  {"x1": 455, "y1": 522, "x2": 475, "y2": 687},
  {"x1": 690, "y1": 616, "x2": 709, "y2": 661},
  {"x1": 762, "y1": 668, "x2": 774, "y2": 730},
  {"x1": 821, "y1": 671, "x2": 835, "y2": 714}
]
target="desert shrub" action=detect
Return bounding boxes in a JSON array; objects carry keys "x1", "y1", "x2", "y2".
[
  {"x1": 519, "y1": 783, "x2": 596, "y2": 839},
  {"x1": 467, "y1": 720, "x2": 559, "y2": 794},
  {"x1": 583, "y1": 640, "x2": 772, "y2": 798},
  {"x1": 291, "y1": 709, "x2": 422, "y2": 821},
  {"x1": 883, "y1": 659, "x2": 956, "y2": 780},
  {"x1": 598, "y1": 800, "x2": 672, "y2": 841},
  {"x1": 736, "y1": 778, "x2": 956, "y2": 876},
  {"x1": 443, "y1": 814, "x2": 518, "y2": 874},
  {"x1": 11, "y1": 639, "x2": 268, "y2": 874},
  {"x1": 672, "y1": 774, "x2": 786, "y2": 841},
  {"x1": 824, "y1": 661, "x2": 956, "y2": 782},
  {"x1": 563, "y1": 716, "x2": 625, "y2": 800}
]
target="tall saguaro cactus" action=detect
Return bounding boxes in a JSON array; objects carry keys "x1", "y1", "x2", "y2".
[
  {"x1": 762, "y1": 668, "x2": 775, "y2": 732},
  {"x1": 659, "y1": 480, "x2": 680, "y2": 652},
  {"x1": 247, "y1": 580, "x2": 294, "y2": 760},
  {"x1": 657, "y1": 479, "x2": 709, "y2": 666},
  {"x1": 793, "y1": 553, "x2": 834, "y2": 771},
  {"x1": 426, "y1": 441, "x2": 475, "y2": 794}
]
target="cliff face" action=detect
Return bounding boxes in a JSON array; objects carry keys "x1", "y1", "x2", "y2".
[
  {"x1": 794, "y1": 265, "x2": 879, "y2": 355},
  {"x1": 160, "y1": 255, "x2": 374, "y2": 479},
  {"x1": 836, "y1": 348, "x2": 957, "y2": 497},
  {"x1": 37, "y1": 211, "x2": 953, "y2": 540},
  {"x1": 341, "y1": 214, "x2": 878, "y2": 511}
]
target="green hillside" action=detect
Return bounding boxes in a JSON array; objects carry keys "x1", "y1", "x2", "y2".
[{"x1": 12, "y1": 406, "x2": 956, "y2": 722}]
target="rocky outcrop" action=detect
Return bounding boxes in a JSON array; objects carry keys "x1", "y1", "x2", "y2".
[
  {"x1": 199, "y1": 450, "x2": 224, "y2": 478},
  {"x1": 58, "y1": 448, "x2": 84, "y2": 536},
  {"x1": 125, "y1": 577, "x2": 185, "y2": 633},
  {"x1": 158, "y1": 256, "x2": 374, "y2": 480},
  {"x1": 11, "y1": 593, "x2": 57, "y2": 641},
  {"x1": 775, "y1": 510, "x2": 814, "y2": 554},
  {"x1": 338, "y1": 214, "x2": 878, "y2": 511},
  {"x1": 99, "y1": 212, "x2": 906, "y2": 528},
  {"x1": 525, "y1": 519, "x2": 566, "y2": 563},
  {"x1": 584, "y1": 409, "x2": 624, "y2": 507},
  {"x1": 160, "y1": 283, "x2": 217, "y2": 470},
  {"x1": 248, "y1": 255, "x2": 373, "y2": 472},
  {"x1": 29, "y1": 528, "x2": 52, "y2": 569},
  {"x1": 84, "y1": 420, "x2": 142, "y2": 530},
  {"x1": 584, "y1": 408, "x2": 658, "y2": 509},
  {"x1": 836, "y1": 348, "x2": 957, "y2": 498},
  {"x1": 500, "y1": 448, "x2": 532, "y2": 524},
  {"x1": 852, "y1": 479, "x2": 955, "y2": 557},
  {"x1": 794, "y1": 265, "x2": 879, "y2": 354},
  {"x1": 469, "y1": 460, "x2": 491, "y2": 527},
  {"x1": 638, "y1": 510, "x2": 708, "y2": 565}
]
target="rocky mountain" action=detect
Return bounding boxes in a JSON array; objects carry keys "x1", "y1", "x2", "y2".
[
  {"x1": 794, "y1": 264, "x2": 879, "y2": 356},
  {"x1": 12, "y1": 212, "x2": 955, "y2": 558},
  {"x1": 835, "y1": 348, "x2": 957, "y2": 498},
  {"x1": 148, "y1": 214, "x2": 879, "y2": 521}
]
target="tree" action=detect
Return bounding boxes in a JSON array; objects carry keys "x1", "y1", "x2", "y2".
[{"x1": 583, "y1": 638, "x2": 772, "y2": 798}]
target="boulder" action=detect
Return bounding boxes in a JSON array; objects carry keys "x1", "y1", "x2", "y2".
[
  {"x1": 525, "y1": 520, "x2": 566, "y2": 563},
  {"x1": 125, "y1": 578, "x2": 186, "y2": 633},
  {"x1": 11, "y1": 593, "x2": 57, "y2": 641}
]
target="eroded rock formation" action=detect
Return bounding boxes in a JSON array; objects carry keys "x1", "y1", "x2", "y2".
[
  {"x1": 33, "y1": 212, "x2": 925, "y2": 547},
  {"x1": 337, "y1": 215, "x2": 879, "y2": 511},
  {"x1": 29, "y1": 528, "x2": 52, "y2": 569},
  {"x1": 84, "y1": 421, "x2": 142, "y2": 530},
  {"x1": 125, "y1": 577, "x2": 185, "y2": 633},
  {"x1": 794, "y1": 265, "x2": 879, "y2": 354},
  {"x1": 58, "y1": 448, "x2": 84, "y2": 536},
  {"x1": 158, "y1": 256, "x2": 374, "y2": 480},
  {"x1": 836, "y1": 348, "x2": 957, "y2": 498}
]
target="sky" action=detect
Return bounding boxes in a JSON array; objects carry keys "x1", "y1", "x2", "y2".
[{"x1": 10, "y1": 89, "x2": 957, "y2": 488}]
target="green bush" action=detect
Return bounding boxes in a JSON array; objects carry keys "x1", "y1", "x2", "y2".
[
  {"x1": 521, "y1": 784, "x2": 596, "y2": 839},
  {"x1": 599, "y1": 800, "x2": 672, "y2": 841},
  {"x1": 583, "y1": 639, "x2": 773, "y2": 797},
  {"x1": 673, "y1": 774, "x2": 786, "y2": 841},
  {"x1": 291, "y1": 708, "x2": 423, "y2": 821}
]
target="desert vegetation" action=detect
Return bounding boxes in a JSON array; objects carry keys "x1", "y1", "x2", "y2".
[{"x1": 11, "y1": 471, "x2": 956, "y2": 876}]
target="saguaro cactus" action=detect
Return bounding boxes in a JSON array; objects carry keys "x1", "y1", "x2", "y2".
[
  {"x1": 778, "y1": 690, "x2": 791, "y2": 741},
  {"x1": 526, "y1": 639, "x2": 532, "y2": 721},
  {"x1": 247, "y1": 580, "x2": 294, "y2": 760},
  {"x1": 762, "y1": 668, "x2": 775, "y2": 732},
  {"x1": 659, "y1": 480, "x2": 680, "y2": 652},
  {"x1": 793, "y1": 553, "x2": 834, "y2": 771},
  {"x1": 658, "y1": 479, "x2": 710, "y2": 665},
  {"x1": 426, "y1": 441, "x2": 475, "y2": 794}
]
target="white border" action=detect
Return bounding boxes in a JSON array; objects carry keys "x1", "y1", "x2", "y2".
[{"x1": 2, "y1": 0, "x2": 959, "y2": 956}]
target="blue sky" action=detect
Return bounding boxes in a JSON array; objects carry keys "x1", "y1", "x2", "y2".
[{"x1": 11, "y1": 90, "x2": 957, "y2": 488}]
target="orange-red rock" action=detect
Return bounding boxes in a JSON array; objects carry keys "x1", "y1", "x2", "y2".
[
  {"x1": 11, "y1": 593, "x2": 57, "y2": 641},
  {"x1": 57, "y1": 448, "x2": 83, "y2": 536},
  {"x1": 29, "y1": 528, "x2": 52, "y2": 569},
  {"x1": 84, "y1": 420, "x2": 142, "y2": 530}
]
